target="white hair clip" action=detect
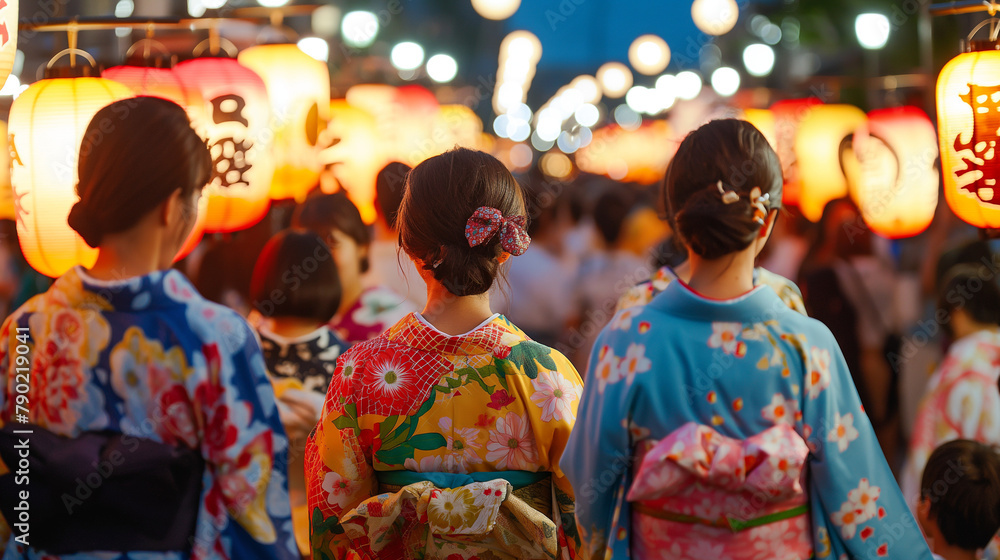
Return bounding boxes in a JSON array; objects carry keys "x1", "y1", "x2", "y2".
[
  {"x1": 717, "y1": 180, "x2": 740, "y2": 205},
  {"x1": 749, "y1": 187, "x2": 770, "y2": 226}
]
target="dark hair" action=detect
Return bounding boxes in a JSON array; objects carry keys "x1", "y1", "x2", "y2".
[
  {"x1": 937, "y1": 264, "x2": 1000, "y2": 336},
  {"x1": 292, "y1": 191, "x2": 372, "y2": 273},
  {"x1": 376, "y1": 162, "x2": 411, "y2": 230},
  {"x1": 666, "y1": 119, "x2": 783, "y2": 260},
  {"x1": 398, "y1": 147, "x2": 526, "y2": 296},
  {"x1": 921, "y1": 439, "x2": 1000, "y2": 550},
  {"x1": 67, "y1": 97, "x2": 211, "y2": 248},
  {"x1": 593, "y1": 187, "x2": 635, "y2": 246},
  {"x1": 249, "y1": 230, "x2": 341, "y2": 322}
]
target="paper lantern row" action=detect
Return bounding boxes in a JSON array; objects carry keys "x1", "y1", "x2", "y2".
[
  {"x1": 745, "y1": 103, "x2": 939, "y2": 239},
  {"x1": 8, "y1": 46, "x2": 330, "y2": 278}
]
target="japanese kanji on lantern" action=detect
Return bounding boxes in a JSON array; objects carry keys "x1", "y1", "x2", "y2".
[
  {"x1": 937, "y1": 47, "x2": 1000, "y2": 228},
  {"x1": 795, "y1": 103, "x2": 868, "y2": 222},
  {"x1": 174, "y1": 57, "x2": 274, "y2": 234},
  {"x1": 844, "y1": 107, "x2": 939, "y2": 239},
  {"x1": 0, "y1": 0, "x2": 18, "y2": 88},
  {"x1": 238, "y1": 44, "x2": 331, "y2": 202},
  {"x1": 8, "y1": 74, "x2": 134, "y2": 277}
]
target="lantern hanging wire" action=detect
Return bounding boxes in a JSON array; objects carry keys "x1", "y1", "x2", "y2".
[
  {"x1": 124, "y1": 25, "x2": 171, "y2": 65},
  {"x1": 965, "y1": 16, "x2": 1000, "y2": 45},
  {"x1": 45, "y1": 23, "x2": 94, "y2": 70},
  {"x1": 193, "y1": 22, "x2": 239, "y2": 58}
]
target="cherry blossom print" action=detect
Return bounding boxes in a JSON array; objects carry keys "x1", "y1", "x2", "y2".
[{"x1": 485, "y1": 412, "x2": 538, "y2": 470}]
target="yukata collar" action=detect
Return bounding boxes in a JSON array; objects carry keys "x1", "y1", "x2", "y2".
[
  {"x1": 386, "y1": 312, "x2": 526, "y2": 355},
  {"x1": 59, "y1": 265, "x2": 200, "y2": 312},
  {"x1": 648, "y1": 280, "x2": 790, "y2": 324}
]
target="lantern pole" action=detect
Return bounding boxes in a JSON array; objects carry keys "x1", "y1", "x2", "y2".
[{"x1": 929, "y1": 1, "x2": 1000, "y2": 16}]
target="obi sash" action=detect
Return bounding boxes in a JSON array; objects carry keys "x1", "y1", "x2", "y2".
[
  {"x1": 339, "y1": 469, "x2": 561, "y2": 560},
  {"x1": 628, "y1": 422, "x2": 810, "y2": 532}
]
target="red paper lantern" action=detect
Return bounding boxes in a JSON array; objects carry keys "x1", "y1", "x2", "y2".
[{"x1": 174, "y1": 57, "x2": 274, "y2": 233}]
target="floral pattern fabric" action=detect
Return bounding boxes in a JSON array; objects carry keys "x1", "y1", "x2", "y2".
[
  {"x1": 615, "y1": 265, "x2": 807, "y2": 315},
  {"x1": 0, "y1": 267, "x2": 297, "y2": 560},
  {"x1": 563, "y1": 281, "x2": 932, "y2": 560},
  {"x1": 330, "y1": 285, "x2": 416, "y2": 344},
  {"x1": 306, "y1": 313, "x2": 583, "y2": 559},
  {"x1": 901, "y1": 329, "x2": 1000, "y2": 508}
]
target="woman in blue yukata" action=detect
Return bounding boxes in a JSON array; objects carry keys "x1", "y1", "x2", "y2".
[
  {"x1": 562, "y1": 119, "x2": 932, "y2": 560},
  {"x1": 0, "y1": 97, "x2": 297, "y2": 559}
]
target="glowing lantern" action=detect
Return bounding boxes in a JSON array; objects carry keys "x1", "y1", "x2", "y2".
[
  {"x1": 936, "y1": 49, "x2": 1000, "y2": 228},
  {"x1": 843, "y1": 106, "x2": 938, "y2": 238},
  {"x1": 795, "y1": 104, "x2": 868, "y2": 222},
  {"x1": 577, "y1": 121, "x2": 676, "y2": 184},
  {"x1": 9, "y1": 78, "x2": 134, "y2": 277},
  {"x1": 0, "y1": 122, "x2": 12, "y2": 221},
  {"x1": 742, "y1": 108, "x2": 777, "y2": 150},
  {"x1": 771, "y1": 98, "x2": 822, "y2": 206},
  {"x1": 238, "y1": 44, "x2": 331, "y2": 201},
  {"x1": 319, "y1": 100, "x2": 384, "y2": 223},
  {"x1": 0, "y1": 0, "x2": 18, "y2": 87},
  {"x1": 174, "y1": 57, "x2": 274, "y2": 233}
]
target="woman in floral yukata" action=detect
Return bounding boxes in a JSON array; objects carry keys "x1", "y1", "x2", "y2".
[
  {"x1": 306, "y1": 147, "x2": 583, "y2": 559},
  {"x1": 563, "y1": 119, "x2": 932, "y2": 560},
  {"x1": 0, "y1": 98, "x2": 297, "y2": 558}
]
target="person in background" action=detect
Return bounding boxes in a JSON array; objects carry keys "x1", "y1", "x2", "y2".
[
  {"x1": 306, "y1": 147, "x2": 582, "y2": 559},
  {"x1": 493, "y1": 171, "x2": 577, "y2": 347},
  {"x1": 368, "y1": 162, "x2": 428, "y2": 309},
  {"x1": 800, "y1": 198, "x2": 903, "y2": 469},
  {"x1": 250, "y1": 229, "x2": 351, "y2": 558},
  {"x1": 293, "y1": 191, "x2": 415, "y2": 344},
  {"x1": 564, "y1": 119, "x2": 931, "y2": 559},
  {"x1": 0, "y1": 97, "x2": 297, "y2": 558},
  {"x1": 902, "y1": 265, "x2": 1000, "y2": 507},
  {"x1": 565, "y1": 186, "x2": 647, "y2": 371},
  {"x1": 917, "y1": 440, "x2": 1000, "y2": 560}
]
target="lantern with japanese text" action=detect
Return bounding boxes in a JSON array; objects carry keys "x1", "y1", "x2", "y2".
[
  {"x1": 174, "y1": 57, "x2": 274, "y2": 233},
  {"x1": 0, "y1": 0, "x2": 17, "y2": 87},
  {"x1": 319, "y1": 100, "x2": 384, "y2": 223},
  {"x1": 795, "y1": 104, "x2": 868, "y2": 222},
  {"x1": 8, "y1": 77, "x2": 134, "y2": 277},
  {"x1": 937, "y1": 49, "x2": 1000, "y2": 228},
  {"x1": 238, "y1": 44, "x2": 331, "y2": 201},
  {"x1": 843, "y1": 107, "x2": 938, "y2": 238},
  {"x1": 771, "y1": 98, "x2": 822, "y2": 207}
]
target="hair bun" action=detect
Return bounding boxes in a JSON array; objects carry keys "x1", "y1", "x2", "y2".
[{"x1": 67, "y1": 200, "x2": 104, "y2": 248}]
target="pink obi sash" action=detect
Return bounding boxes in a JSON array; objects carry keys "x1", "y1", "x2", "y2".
[{"x1": 628, "y1": 422, "x2": 810, "y2": 532}]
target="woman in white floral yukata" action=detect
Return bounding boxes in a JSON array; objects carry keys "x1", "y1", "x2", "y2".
[
  {"x1": 293, "y1": 191, "x2": 415, "y2": 344},
  {"x1": 306, "y1": 148, "x2": 583, "y2": 559},
  {"x1": 563, "y1": 119, "x2": 932, "y2": 560}
]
